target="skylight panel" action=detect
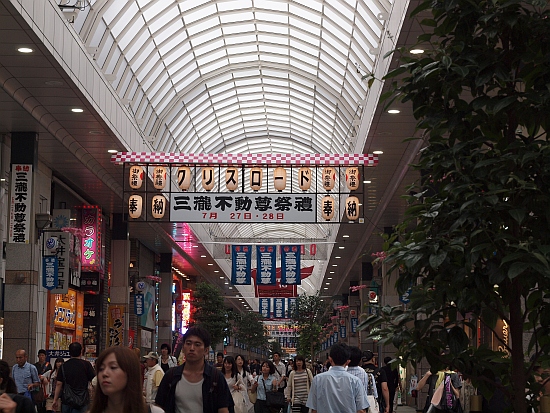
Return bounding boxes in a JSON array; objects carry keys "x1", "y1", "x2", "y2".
[
  {"x1": 259, "y1": 54, "x2": 289, "y2": 65},
  {"x1": 263, "y1": 77, "x2": 289, "y2": 87},
  {"x1": 195, "y1": 47, "x2": 226, "y2": 66},
  {"x1": 222, "y1": 23, "x2": 255, "y2": 36},
  {"x1": 217, "y1": 0, "x2": 253, "y2": 12},
  {"x1": 322, "y1": 19, "x2": 351, "y2": 45},
  {"x1": 143, "y1": 67, "x2": 167, "y2": 93},
  {"x1": 290, "y1": 50, "x2": 318, "y2": 68},
  {"x1": 324, "y1": 7, "x2": 353, "y2": 36},
  {"x1": 291, "y1": 59, "x2": 317, "y2": 76},
  {"x1": 172, "y1": 64, "x2": 199, "y2": 89},
  {"x1": 259, "y1": 43, "x2": 288, "y2": 56},
  {"x1": 289, "y1": 38, "x2": 318, "y2": 58},
  {"x1": 257, "y1": 0, "x2": 287, "y2": 12},
  {"x1": 255, "y1": 11, "x2": 288, "y2": 24},
  {"x1": 265, "y1": 93, "x2": 289, "y2": 103},
  {"x1": 211, "y1": 90, "x2": 238, "y2": 104},
  {"x1": 239, "y1": 94, "x2": 262, "y2": 103},
  {"x1": 151, "y1": 82, "x2": 173, "y2": 108},
  {"x1": 288, "y1": 5, "x2": 321, "y2": 25},
  {"x1": 190, "y1": 25, "x2": 222, "y2": 46},
  {"x1": 226, "y1": 44, "x2": 258, "y2": 56},
  {"x1": 102, "y1": 1, "x2": 128, "y2": 26},
  {"x1": 159, "y1": 32, "x2": 190, "y2": 56},
  {"x1": 240, "y1": 107, "x2": 265, "y2": 116},
  {"x1": 184, "y1": 3, "x2": 217, "y2": 25},
  {"x1": 220, "y1": 11, "x2": 254, "y2": 24},
  {"x1": 110, "y1": 3, "x2": 140, "y2": 37},
  {"x1": 151, "y1": 19, "x2": 184, "y2": 45},
  {"x1": 257, "y1": 24, "x2": 288, "y2": 37}
]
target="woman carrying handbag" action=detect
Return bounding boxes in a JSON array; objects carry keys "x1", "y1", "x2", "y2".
[
  {"x1": 284, "y1": 356, "x2": 312, "y2": 413},
  {"x1": 250, "y1": 361, "x2": 280, "y2": 413}
]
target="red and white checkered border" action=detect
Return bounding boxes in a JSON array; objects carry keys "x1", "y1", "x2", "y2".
[{"x1": 111, "y1": 153, "x2": 378, "y2": 166}]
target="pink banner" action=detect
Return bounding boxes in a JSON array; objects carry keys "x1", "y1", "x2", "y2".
[{"x1": 81, "y1": 206, "x2": 101, "y2": 271}]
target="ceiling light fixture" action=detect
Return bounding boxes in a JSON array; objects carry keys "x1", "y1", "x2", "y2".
[
  {"x1": 339, "y1": 246, "x2": 345, "y2": 249},
  {"x1": 332, "y1": 264, "x2": 338, "y2": 267},
  {"x1": 363, "y1": 180, "x2": 371, "y2": 184},
  {"x1": 388, "y1": 109, "x2": 400, "y2": 114},
  {"x1": 207, "y1": 263, "x2": 214, "y2": 266},
  {"x1": 373, "y1": 151, "x2": 384, "y2": 155},
  {"x1": 71, "y1": 108, "x2": 84, "y2": 113},
  {"x1": 200, "y1": 255, "x2": 206, "y2": 258},
  {"x1": 18, "y1": 47, "x2": 33, "y2": 53},
  {"x1": 343, "y1": 235, "x2": 349, "y2": 238},
  {"x1": 107, "y1": 149, "x2": 118, "y2": 153},
  {"x1": 410, "y1": 49, "x2": 425, "y2": 54}
]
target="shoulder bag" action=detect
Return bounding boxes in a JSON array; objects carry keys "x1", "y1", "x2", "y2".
[
  {"x1": 262, "y1": 377, "x2": 287, "y2": 410},
  {"x1": 61, "y1": 364, "x2": 89, "y2": 408}
]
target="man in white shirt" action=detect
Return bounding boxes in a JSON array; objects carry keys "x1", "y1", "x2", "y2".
[
  {"x1": 143, "y1": 352, "x2": 164, "y2": 406},
  {"x1": 306, "y1": 343, "x2": 369, "y2": 413}
]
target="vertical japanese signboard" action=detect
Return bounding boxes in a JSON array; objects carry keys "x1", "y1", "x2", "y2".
[
  {"x1": 256, "y1": 245, "x2": 276, "y2": 285},
  {"x1": 108, "y1": 305, "x2": 125, "y2": 346},
  {"x1": 231, "y1": 245, "x2": 252, "y2": 285},
  {"x1": 273, "y1": 298, "x2": 285, "y2": 318},
  {"x1": 42, "y1": 256, "x2": 58, "y2": 290},
  {"x1": 9, "y1": 164, "x2": 32, "y2": 243},
  {"x1": 281, "y1": 245, "x2": 301, "y2": 285},
  {"x1": 259, "y1": 298, "x2": 271, "y2": 318},
  {"x1": 81, "y1": 206, "x2": 101, "y2": 271}
]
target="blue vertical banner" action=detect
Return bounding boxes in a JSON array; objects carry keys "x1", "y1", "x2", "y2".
[
  {"x1": 273, "y1": 298, "x2": 285, "y2": 318},
  {"x1": 232, "y1": 245, "x2": 252, "y2": 285},
  {"x1": 257, "y1": 245, "x2": 276, "y2": 285},
  {"x1": 351, "y1": 318, "x2": 358, "y2": 333},
  {"x1": 42, "y1": 256, "x2": 58, "y2": 290},
  {"x1": 333, "y1": 332, "x2": 339, "y2": 343},
  {"x1": 288, "y1": 297, "x2": 297, "y2": 317},
  {"x1": 134, "y1": 293, "x2": 144, "y2": 316},
  {"x1": 281, "y1": 245, "x2": 301, "y2": 284},
  {"x1": 259, "y1": 298, "x2": 271, "y2": 318},
  {"x1": 340, "y1": 325, "x2": 347, "y2": 338}
]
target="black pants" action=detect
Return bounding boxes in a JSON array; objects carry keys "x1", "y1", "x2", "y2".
[{"x1": 254, "y1": 399, "x2": 280, "y2": 413}]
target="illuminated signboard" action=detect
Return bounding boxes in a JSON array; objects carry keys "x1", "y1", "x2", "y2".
[
  {"x1": 54, "y1": 290, "x2": 77, "y2": 329},
  {"x1": 81, "y1": 206, "x2": 102, "y2": 271}
]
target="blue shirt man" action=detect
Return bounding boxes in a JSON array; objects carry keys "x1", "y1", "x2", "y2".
[
  {"x1": 306, "y1": 343, "x2": 369, "y2": 413},
  {"x1": 12, "y1": 349, "x2": 40, "y2": 394}
]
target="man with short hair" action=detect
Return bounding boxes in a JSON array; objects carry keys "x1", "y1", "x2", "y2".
[
  {"x1": 306, "y1": 343, "x2": 369, "y2": 413},
  {"x1": 34, "y1": 349, "x2": 51, "y2": 413},
  {"x1": 52, "y1": 342, "x2": 95, "y2": 413},
  {"x1": 12, "y1": 349, "x2": 40, "y2": 396},
  {"x1": 156, "y1": 326, "x2": 234, "y2": 413},
  {"x1": 215, "y1": 352, "x2": 224, "y2": 371},
  {"x1": 143, "y1": 352, "x2": 164, "y2": 406},
  {"x1": 272, "y1": 352, "x2": 287, "y2": 394},
  {"x1": 363, "y1": 351, "x2": 389, "y2": 413},
  {"x1": 347, "y1": 347, "x2": 378, "y2": 403}
]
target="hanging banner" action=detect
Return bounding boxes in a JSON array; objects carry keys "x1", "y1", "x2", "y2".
[
  {"x1": 171, "y1": 193, "x2": 315, "y2": 223},
  {"x1": 340, "y1": 325, "x2": 347, "y2": 338},
  {"x1": 273, "y1": 298, "x2": 286, "y2": 318},
  {"x1": 256, "y1": 245, "x2": 276, "y2": 285},
  {"x1": 288, "y1": 297, "x2": 297, "y2": 316},
  {"x1": 254, "y1": 266, "x2": 313, "y2": 297},
  {"x1": 231, "y1": 245, "x2": 252, "y2": 285},
  {"x1": 281, "y1": 245, "x2": 301, "y2": 285},
  {"x1": 42, "y1": 256, "x2": 58, "y2": 290},
  {"x1": 9, "y1": 164, "x2": 33, "y2": 244},
  {"x1": 351, "y1": 318, "x2": 358, "y2": 333},
  {"x1": 134, "y1": 293, "x2": 144, "y2": 316},
  {"x1": 108, "y1": 305, "x2": 125, "y2": 347},
  {"x1": 259, "y1": 298, "x2": 271, "y2": 318}
]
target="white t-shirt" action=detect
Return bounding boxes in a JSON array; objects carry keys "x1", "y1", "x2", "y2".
[{"x1": 175, "y1": 375, "x2": 203, "y2": 413}]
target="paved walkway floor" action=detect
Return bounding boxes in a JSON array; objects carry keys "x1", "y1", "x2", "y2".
[{"x1": 395, "y1": 405, "x2": 421, "y2": 413}]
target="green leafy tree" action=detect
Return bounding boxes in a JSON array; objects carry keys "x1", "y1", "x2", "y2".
[
  {"x1": 359, "y1": 1, "x2": 550, "y2": 412},
  {"x1": 191, "y1": 282, "x2": 230, "y2": 350},
  {"x1": 269, "y1": 340, "x2": 283, "y2": 358},
  {"x1": 233, "y1": 311, "x2": 269, "y2": 358},
  {"x1": 289, "y1": 292, "x2": 330, "y2": 359}
]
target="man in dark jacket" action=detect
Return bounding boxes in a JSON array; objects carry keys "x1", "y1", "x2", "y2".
[
  {"x1": 156, "y1": 326, "x2": 234, "y2": 413},
  {"x1": 363, "y1": 350, "x2": 390, "y2": 413},
  {"x1": 382, "y1": 356, "x2": 400, "y2": 413}
]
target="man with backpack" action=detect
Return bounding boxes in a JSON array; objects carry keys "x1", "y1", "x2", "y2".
[{"x1": 362, "y1": 351, "x2": 389, "y2": 413}]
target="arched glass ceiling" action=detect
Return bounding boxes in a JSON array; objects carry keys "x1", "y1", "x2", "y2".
[
  {"x1": 76, "y1": 0, "x2": 392, "y2": 155},
  {"x1": 74, "y1": 0, "x2": 394, "y2": 297}
]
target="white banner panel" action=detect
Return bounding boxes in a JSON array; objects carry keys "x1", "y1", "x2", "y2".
[{"x1": 170, "y1": 193, "x2": 316, "y2": 223}]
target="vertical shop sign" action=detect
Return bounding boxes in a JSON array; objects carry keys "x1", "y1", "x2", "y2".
[
  {"x1": 9, "y1": 164, "x2": 32, "y2": 243},
  {"x1": 135, "y1": 294, "x2": 144, "y2": 316},
  {"x1": 340, "y1": 325, "x2": 347, "y2": 339},
  {"x1": 42, "y1": 256, "x2": 58, "y2": 290},
  {"x1": 281, "y1": 245, "x2": 301, "y2": 285},
  {"x1": 231, "y1": 245, "x2": 252, "y2": 285},
  {"x1": 46, "y1": 231, "x2": 70, "y2": 294},
  {"x1": 351, "y1": 318, "x2": 358, "y2": 333},
  {"x1": 182, "y1": 292, "x2": 191, "y2": 330},
  {"x1": 256, "y1": 245, "x2": 276, "y2": 285},
  {"x1": 259, "y1": 298, "x2": 271, "y2": 318},
  {"x1": 81, "y1": 206, "x2": 101, "y2": 271},
  {"x1": 108, "y1": 305, "x2": 125, "y2": 346},
  {"x1": 273, "y1": 298, "x2": 285, "y2": 318}
]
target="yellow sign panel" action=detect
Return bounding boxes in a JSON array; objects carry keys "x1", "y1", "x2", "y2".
[{"x1": 54, "y1": 290, "x2": 77, "y2": 329}]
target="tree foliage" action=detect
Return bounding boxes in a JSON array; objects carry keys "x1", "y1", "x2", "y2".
[
  {"x1": 289, "y1": 292, "x2": 330, "y2": 359},
  {"x1": 359, "y1": 1, "x2": 550, "y2": 412},
  {"x1": 191, "y1": 282, "x2": 230, "y2": 349},
  {"x1": 232, "y1": 311, "x2": 269, "y2": 356}
]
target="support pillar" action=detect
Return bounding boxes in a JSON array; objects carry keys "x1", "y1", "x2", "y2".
[
  {"x1": 4, "y1": 132, "x2": 42, "y2": 359},
  {"x1": 157, "y1": 253, "x2": 173, "y2": 350},
  {"x1": 111, "y1": 240, "x2": 130, "y2": 346}
]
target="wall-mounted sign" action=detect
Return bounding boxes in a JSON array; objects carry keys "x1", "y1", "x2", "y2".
[
  {"x1": 135, "y1": 293, "x2": 144, "y2": 316},
  {"x1": 171, "y1": 193, "x2": 315, "y2": 223},
  {"x1": 108, "y1": 305, "x2": 125, "y2": 347},
  {"x1": 9, "y1": 164, "x2": 33, "y2": 244},
  {"x1": 43, "y1": 256, "x2": 58, "y2": 290},
  {"x1": 81, "y1": 206, "x2": 101, "y2": 271},
  {"x1": 54, "y1": 290, "x2": 77, "y2": 329}
]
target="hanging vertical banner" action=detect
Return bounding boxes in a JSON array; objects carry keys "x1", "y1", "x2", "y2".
[
  {"x1": 259, "y1": 298, "x2": 271, "y2": 318},
  {"x1": 9, "y1": 164, "x2": 33, "y2": 244},
  {"x1": 333, "y1": 332, "x2": 338, "y2": 343},
  {"x1": 231, "y1": 245, "x2": 252, "y2": 285},
  {"x1": 273, "y1": 298, "x2": 285, "y2": 318},
  {"x1": 135, "y1": 294, "x2": 144, "y2": 316},
  {"x1": 281, "y1": 245, "x2": 301, "y2": 285},
  {"x1": 351, "y1": 318, "x2": 358, "y2": 333},
  {"x1": 288, "y1": 297, "x2": 297, "y2": 317},
  {"x1": 340, "y1": 325, "x2": 347, "y2": 339},
  {"x1": 108, "y1": 305, "x2": 125, "y2": 347},
  {"x1": 42, "y1": 256, "x2": 58, "y2": 290},
  {"x1": 256, "y1": 245, "x2": 276, "y2": 285}
]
